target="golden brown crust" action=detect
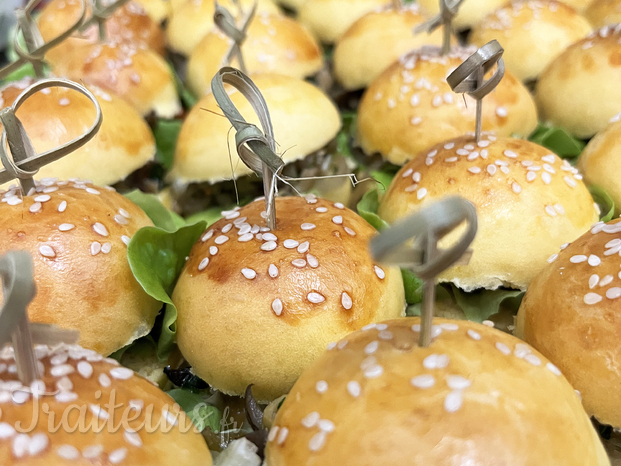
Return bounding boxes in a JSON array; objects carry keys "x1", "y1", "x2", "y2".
[
  {"x1": 516, "y1": 218, "x2": 621, "y2": 428},
  {"x1": 471, "y1": 1, "x2": 592, "y2": 81},
  {"x1": 356, "y1": 47, "x2": 538, "y2": 165},
  {"x1": 187, "y1": 13, "x2": 323, "y2": 97},
  {"x1": 0, "y1": 181, "x2": 160, "y2": 356},
  {"x1": 378, "y1": 135, "x2": 598, "y2": 290},
  {"x1": 0, "y1": 344, "x2": 211, "y2": 465},
  {"x1": 174, "y1": 196, "x2": 405, "y2": 401},
  {"x1": 266, "y1": 318, "x2": 609, "y2": 466},
  {"x1": 0, "y1": 78, "x2": 155, "y2": 187},
  {"x1": 171, "y1": 73, "x2": 341, "y2": 184},
  {"x1": 333, "y1": 5, "x2": 447, "y2": 90},
  {"x1": 586, "y1": 0, "x2": 621, "y2": 27},
  {"x1": 536, "y1": 25, "x2": 621, "y2": 138}
]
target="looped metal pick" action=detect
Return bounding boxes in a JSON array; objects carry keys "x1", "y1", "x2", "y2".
[
  {"x1": 0, "y1": 0, "x2": 87, "y2": 80},
  {"x1": 0, "y1": 251, "x2": 79, "y2": 385},
  {"x1": 211, "y1": 67, "x2": 284, "y2": 230},
  {"x1": 447, "y1": 40, "x2": 505, "y2": 142},
  {"x1": 0, "y1": 78, "x2": 103, "y2": 193},
  {"x1": 214, "y1": 0, "x2": 257, "y2": 74},
  {"x1": 79, "y1": 0, "x2": 132, "y2": 42},
  {"x1": 370, "y1": 196, "x2": 477, "y2": 347},
  {"x1": 414, "y1": 0, "x2": 465, "y2": 54}
]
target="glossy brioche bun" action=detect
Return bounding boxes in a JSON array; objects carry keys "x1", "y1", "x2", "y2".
[
  {"x1": 470, "y1": 1, "x2": 592, "y2": 82},
  {"x1": 50, "y1": 41, "x2": 181, "y2": 119},
  {"x1": 38, "y1": 0, "x2": 166, "y2": 63},
  {"x1": 536, "y1": 25, "x2": 621, "y2": 138},
  {"x1": 0, "y1": 180, "x2": 160, "y2": 356},
  {"x1": 0, "y1": 344, "x2": 211, "y2": 465},
  {"x1": 174, "y1": 197, "x2": 406, "y2": 401},
  {"x1": 586, "y1": 0, "x2": 621, "y2": 27},
  {"x1": 298, "y1": 0, "x2": 388, "y2": 43},
  {"x1": 134, "y1": 0, "x2": 173, "y2": 23},
  {"x1": 516, "y1": 219, "x2": 621, "y2": 428},
  {"x1": 418, "y1": 0, "x2": 507, "y2": 29},
  {"x1": 187, "y1": 13, "x2": 323, "y2": 97},
  {"x1": 266, "y1": 318, "x2": 609, "y2": 466},
  {"x1": 0, "y1": 78, "x2": 155, "y2": 187},
  {"x1": 171, "y1": 74, "x2": 340, "y2": 184},
  {"x1": 357, "y1": 47, "x2": 538, "y2": 165},
  {"x1": 166, "y1": 0, "x2": 280, "y2": 56},
  {"x1": 379, "y1": 134, "x2": 599, "y2": 291},
  {"x1": 333, "y1": 5, "x2": 447, "y2": 91}
]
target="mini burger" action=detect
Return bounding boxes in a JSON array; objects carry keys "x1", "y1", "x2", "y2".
[
  {"x1": 470, "y1": 0, "x2": 592, "y2": 82},
  {"x1": 516, "y1": 219, "x2": 621, "y2": 428},
  {"x1": 265, "y1": 318, "x2": 609, "y2": 465},
  {"x1": 0, "y1": 343, "x2": 211, "y2": 464},
  {"x1": 536, "y1": 24, "x2": 621, "y2": 139},
  {"x1": 586, "y1": 0, "x2": 621, "y2": 28},
  {"x1": 333, "y1": 3, "x2": 446, "y2": 91},
  {"x1": 187, "y1": 12, "x2": 323, "y2": 97},
  {"x1": 356, "y1": 46, "x2": 537, "y2": 165},
  {"x1": 173, "y1": 196, "x2": 406, "y2": 402},
  {"x1": 134, "y1": 0, "x2": 173, "y2": 23},
  {"x1": 417, "y1": 0, "x2": 507, "y2": 30}
]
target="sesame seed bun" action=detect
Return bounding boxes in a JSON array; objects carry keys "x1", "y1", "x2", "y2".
[
  {"x1": 134, "y1": 0, "x2": 173, "y2": 23},
  {"x1": 470, "y1": 1, "x2": 592, "y2": 82},
  {"x1": 356, "y1": 47, "x2": 538, "y2": 165},
  {"x1": 586, "y1": 0, "x2": 621, "y2": 28},
  {"x1": 516, "y1": 218, "x2": 621, "y2": 428},
  {"x1": 298, "y1": 0, "x2": 388, "y2": 44},
  {"x1": 275, "y1": 0, "x2": 307, "y2": 10},
  {"x1": 0, "y1": 180, "x2": 160, "y2": 356},
  {"x1": 38, "y1": 0, "x2": 166, "y2": 63},
  {"x1": 378, "y1": 135, "x2": 599, "y2": 291},
  {"x1": 0, "y1": 344, "x2": 211, "y2": 465},
  {"x1": 0, "y1": 78, "x2": 155, "y2": 187},
  {"x1": 333, "y1": 5, "x2": 447, "y2": 91},
  {"x1": 49, "y1": 41, "x2": 181, "y2": 119},
  {"x1": 186, "y1": 13, "x2": 323, "y2": 97},
  {"x1": 536, "y1": 25, "x2": 621, "y2": 138},
  {"x1": 265, "y1": 317, "x2": 609, "y2": 465},
  {"x1": 166, "y1": 0, "x2": 280, "y2": 56},
  {"x1": 173, "y1": 196, "x2": 406, "y2": 401},
  {"x1": 418, "y1": 0, "x2": 508, "y2": 30},
  {"x1": 170, "y1": 73, "x2": 341, "y2": 184}
]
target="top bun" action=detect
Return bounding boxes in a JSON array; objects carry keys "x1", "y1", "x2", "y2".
[
  {"x1": 586, "y1": 0, "x2": 621, "y2": 27},
  {"x1": 0, "y1": 344, "x2": 211, "y2": 465},
  {"x1": 275, "y1": 0, "x2": 307, "y2": 10},
  {"x1": 357, "y1": 47, "x2": 538, "y2": 165},
  {"x1": 173, "y1": 196, "x2": 406, "y2": 401},
  {"x1": 470, "y1": 1, "x2": 592, "y2": 82},
  {"x1": 418, "y1": 0, "x2": 507, "y2": 29},
  {"x1": 536, "y1": 25, "x2": 621, "y2": 138},
  {"x1": 298, "y1": 0, "x2": 388, "y2": 43},
  {"x1": 134, "y1": 0, "x2": 172, "y2": 22},
  {"x1": 0, "y1": 78, "x2": 155, "y2": 187},
  {"x1": 171, "y1": 74, "x2": 340, "y2": 184},
  {"x1": 187, "y1": 13, "x2": 323, "y2": 97},
  {"x1": 166, "y1": 0, "x2": 280, "y2": 56},
  {"x1": 517, "y1": 218, "x2": 621, "y2": 428},
  {"x1": 266, "y1": 317, "x2": 608, "y2": 465},
  {"x1": 0, "y1": 179, "x2": 160, "y2": 356},
  {"x1": 378, "y1": 134, "x2": 599, "y2": 291},
  {"x1": 333, "y1": 4, "x2": 446, "y2": 91}
]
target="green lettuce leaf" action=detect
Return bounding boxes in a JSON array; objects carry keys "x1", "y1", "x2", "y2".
[
  {"x1": 450, "y1": 285, "x2": 524, "y2": 322},
  {"x1": 153, "y1": 119, "x2": 182, "y2": 170},
  {"x1": 401, "y1": 269, "x2": 424, "y2": 305},
  {"x1": 184, "y1": 207, "x2": 223, "y2": 227},
  {"x1": 528, "y1": 123, "x2": 586, "y2": 159},
  {"x1": 128, "y1": 221, "x2": 206, "y2": 359},
  {"x1": 125, "y1": 190, "x2": 184, "y2": 231},
  {"x1": 1, "y1": 63, "x2": 37, "y2": 84},
  {"x1": 168, "y1": 63, "x2": 197, "y2": 109},
  {"x1": 370, "y1": 169, "x2": 395, "y2": 195},
  {"x1": 166, "y1": 389, "x2": 222, "y2": 432},
  {"x1": 356, "y1": 189, "x2": 388, "y2": 231},
  {"x1": 589, "y1": 185, "x2": 616, "y2": 222}
]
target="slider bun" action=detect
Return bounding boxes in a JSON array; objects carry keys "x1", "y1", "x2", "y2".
[
  {"x1": 298, "y1": 0, "x2": 388, "y2": 43},
  {"x1": 0, "y1": 180, "x2": 160, "y2": 356},
  {"x1": 333, "y1": 5, "x2": 447, "y2": 91},
  {"x1": 166, "y1": 0, "x2": 280, "y2": 56},
  {"x1": 516, "y1": 218, "x2": 621, "y2": 428},
  {"x1": 470, "y1": 1, "x2": 592, "y2": 81},
  {"x1": 50, "y1": 42, "x2": 181, "y2": 119},
  {"x1": 187, "y1": 13, "x2": 323, "y2": 97},
  {"x1": 586, "y1": 0, "x2": 621, "y2": 28},
  {"x1": 134, "y1": 0, "x2": 173, "y2": 23},
  {"x1": 266, "y1": 318, "x2": 608, "y2": 465},
  {"x1": 357, "y1": 47, "x2": 538, "y2": 165},
  {"x1": 174, "y1": 197, "x2": 406, "y2": 401},
  {"x1": 536, "y1": 25, "x2": 621, "y2": 138},
  {"x1": 378, "y1": 135, "x2": 598, "y2": 291},
  {"x1": 0, "y1": 344, "x2": 211, "y2": 465},
  {"x1": 0, "y1": 78, "x2": 155, "y2": 187},
  {"x1": 418, "y1": 0, "x2": 508, "y2": 29},
  {"x1": 171, "y1": 74, "x2": 340, "y2": 184},
  {"x1": 275, "y1": 0, "x2": 308, "y2": 10}
]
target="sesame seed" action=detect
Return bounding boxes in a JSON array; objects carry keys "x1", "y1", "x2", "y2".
[
  {"x1": 277, "y1": 427, "x2": 289, "y2": 445},
  {"x1": 77, "y1": 361, "x2": 93, "y2": 379},
  {"x1": 307, "y1": 254, "x2": 319, "y2": 268},
  {"x1": 297, "y1": 241, "x2": 310, "y2": 253},
  {"x1": 503, "y1": 150, "x2": 517, "y2": 158},
  {"x1": 55, "y1": 391, "x2": 78, "y2": 402},
  {"x1": 606, "y1": 287, "x2": 621, "y2": 299},
  {"x1": 308, "y1": 431, "x2": 326, "y2": 451},
  {"x1": 59, "y1": 98, "x2": 70, "y2": 106},
  {"x1": 268, "y1": 426, "x2": 279, "y2": 442},
  {"x1": 588, "y1": 255, "x2": 601, "y2": 266},
  {"x1": 545, "y1": 205, "x2": 557, "y2": 217},
  {"x1": 482, "y1": 320, "x2": 494, "y2": 327},
  {"x1": 221, "y1": 224, "x2": 233, "y2": 234},
  {"x1": 109, "y1": 448, "x2": 128, "y2": 464},
  {"x1": 423, "y1": 354, "x2": 449, "y2": 369},
  {"x1": 316, "y1": 207, "x2": 328, "y2": 213},
  {"x1": 543, "y1": 164, "x2": 556, "y2": 174},
  {"x1": 526, "y1": 171, "x2": 536, "y2": 182},
  {"x1": 238, "y1": 233, "x2": 253, "y2": 242},
  {"x1": 405, "y1": 184, "x2": 418, "y2": 193},
  {"x1": 262, "y1": 232, "x2": 277, "y2": 241},
  {"x1": 468, "y1": 167, "x2": 481, "y2": 174},
  {"x1": 570, "y1": 255, "x2": 587, "y2": 263},
  {"x1": 347, "y1": 381, "x2": 361, "y2": 397},
  {"x1": 326, "y1": 342, "x2": 337, "y2": 350},
  {"x1": 316, "y1": 380, "x2": 328, "y2": 394},
  {"x1": 307, "y1": 292, "x2": 325, "y2": 304},
  {"x1": 342, "y1": 292, "x2": 353, "y2": 310},
  {"x1": 374, "y1": 266, "x2": 385, "y2": 279},
  {"x1": 29, "y1": 202, "x2": 42, "y2": 213},
  {"x1": 417, "y1": 188, "x2": 427, "y2": 200},
  {"x1": 600, "y1": 275, "x2": 613, "y2": 287},
  {"x1": 554, "y1": 204, "x2": 565, "y2": 215},
  {"x1": 34, "y1": 195, "x2": 50, "y2": 203},
  {"x1": 91, "y1": 242, "x2": 102, "y2": 255},
  {"x1": 487, "y1": 164, "x2": 497, "y2": 175},
  {"x1": 477, "y1": 140, "x2": 490, "y2": 147},
  {"x1": 387, "y1": 98, "x2": 396, "y2": 108},
  {"x1": 283, "y1": 239, "x2": 299, "y2": 249},
  {"x1": 447, "y1": 375, "x2": 471, "y2": 390},
  {"x1": 202, "y1": 230, "x2": 214, "y2": 242},
  {"x1": 412, "y1": 116, "x2": 422, "y2": 125},
  {"x1": 456, "y1": 148, "x2": 469, "y2": 156},
  {"x1": 92, "y1": 223, "x2": 108, "y2": 237},
  {"x1": 511, "y1": 182, "x2": 522, "y2": 193},
  {"x1": 51, "y1": 364, "x2": 75, "y2": 377},
  {"x1": 547, "y1": 254, "x2": 558, "y2": 263},
  {"x1": 332, "y1": 216, "x2": 343, "y2": 225},
  {"x1": 302, "y1": 412, "x2": 320, "y2": 428},
  {"x1": 467, "y1": 329, "x2": 481, "y2": 340},
  {"x1": 432, "y1": 95, "x2": 443, "y2": 107},
  {"x1": 6, "y1": 196, "x2": 22, "y2": 205},
  {"x1": 546, "y1": 362, "x2": 561, "y2": 376},
  {"x1": 363, "y1": 364, "x2": 383, "y2": 378},
  {"x1": 541, "y1": 172, "x2": 552, "y2": 184},
  {"x1": 428, "y1": 149, "x2": 438, "y2": 158},
  {"x1": 337, "y1": 339, "x2": 348, "y2": 349},
  {"x1": 124, "y1": 430, "x2": 142, "y2": 447},
  {"x1": 214, "y1": 235, "x2": 229, "y2": 245},
  {"x1": 496, "y1": 106, "x2": 508, "y2": 117},
  {"x1": 318, "y1": 419, "x2": 335, "y2": 432},
  {"x1": 444, "y1": 142, "x2": 455, "y2": 150},
  {"x1": 292, "y1": 259, "x2": 307, "y2": 268},
  {"x1": 410, "y1": 94, "x2": 420, "y2": 106},
  {"x1": 444, "y1": 391, "x2": 463, "y2": 412},
  {"x1": 467, "y1": 152, "x2": 480, "y2": 161},
  {"x1": 426, "y1": 158, "x2": 433, "y2": 166},
  {"x1": 301, "y1": 223, "x2": 316, "y2": 230},
  {"x1": 83, "y1": 445, "x2": 104, "y2": 459},
  {"x1": 241, "y1": 268, "x2": 256, "y2": 279},
  {"x1": 525, "y1": 354, "x2": 541, "y2": 366},
  {"x1": 365, "y1": 341, "x2": 379, "y2": 355},
  {"x1": 98, "y1": 373, "x2": 111, "y2": 387},
  {"x1": 564, "y1": 176, "x2": 577, "y2": 188},
  {"x1": 268, "y1": 264, "x2": 278, "y2": 278},
  {"x1": 410, "y1": 374, "x2": 435, "y2": 389},
  {"x1": 335, "y1": 202, "x2": 345, "y2": 209},
  {"x1": 443, "y1": 93, "x2": 453, "y2": 104},
  {"x1": 402, "y1": 168, "x2": 413, "y2": 178},
  {"x1": 495, "y1": 342, "x2": 511, "y2": 355},
  {"x1": 271, "y1": 298, "x2": 283, "y2": 316},
  {"x1": 110, "y1": 367, "x2": 133, "y2": 380},
  {"x1": 261, "y1": 241, "x2": 277, "y2": 251},
  {"x1": 57, "y1": 444, "x2": 80, "y2": 460},
  {"x1": 445, "y1": 157, "x2": 458, "y2": 163},
  {"x1": 39, "y1": 245, "x2": 56, "y2": 258},
  {"x1": 0, "y1": 423, "x2": 15, "y2": 439}
]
